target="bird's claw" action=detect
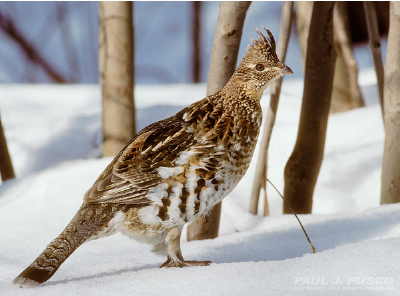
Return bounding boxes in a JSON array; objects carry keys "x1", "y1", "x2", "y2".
[{"x1": 160, "y1": 260, "x2": 211, "y2": 268}]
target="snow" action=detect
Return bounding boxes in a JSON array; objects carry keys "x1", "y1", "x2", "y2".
[{"x1": 1, "y1": 71, "x2": 399, "y2": 295}]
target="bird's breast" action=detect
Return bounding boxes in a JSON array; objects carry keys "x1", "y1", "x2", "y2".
[{"x1": 126, "y1": 101, "x2": 263, "y2": 232}]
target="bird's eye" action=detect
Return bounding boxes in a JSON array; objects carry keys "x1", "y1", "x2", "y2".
[{"x1": 255, "y1": 64, "x2": 265, "y2": 71}]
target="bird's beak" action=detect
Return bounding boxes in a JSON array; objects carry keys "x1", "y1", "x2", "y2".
[{"x1": 279, "y1": 65, "x2": 293, "y2": 76}]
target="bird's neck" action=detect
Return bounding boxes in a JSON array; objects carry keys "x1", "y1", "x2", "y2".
[
  {"x1": 222, "y1": 74, "x2": 267, "y2": 102},
  {"x1": 212, "y1": 83, "x2": 263, "y2": 129}
]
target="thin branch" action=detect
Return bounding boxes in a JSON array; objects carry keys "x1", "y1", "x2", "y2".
[
  {"x1": 249, "y1": 1, "x2": 293, "y2": 215},
  {"x1": 262, "y1": 155, "x2": 269, "y2": 216},
  {"x1": 267, "y1": 178, "x2": 315, "y2": 254},
  {"x1": 0, "y1": 9, "x2": 68, "y2": 83}
]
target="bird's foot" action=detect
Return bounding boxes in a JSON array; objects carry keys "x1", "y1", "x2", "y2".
[{"x1": 160, "y1": 259, "x2": 211, "y2": 268}]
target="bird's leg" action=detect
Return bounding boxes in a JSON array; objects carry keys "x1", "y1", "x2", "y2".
[{"x1": 160, "y1": 226, "x2": 211, "y2": 268}]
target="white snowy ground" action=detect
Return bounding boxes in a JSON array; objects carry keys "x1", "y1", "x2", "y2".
[{"x1": 1, "y1": 70, "x2": 399, "y2": 295}]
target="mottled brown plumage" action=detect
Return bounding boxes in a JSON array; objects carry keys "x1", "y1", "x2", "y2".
[{"x1": 13, "y1": 27, "x2": 292, "y2": 287}]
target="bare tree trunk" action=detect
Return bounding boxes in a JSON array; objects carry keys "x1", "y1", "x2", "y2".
[
  {"x1": 295, "y1": 1, "x2": 313, "y2": 69},
  {"x1": 331, "y1": 1, "x2": 364, "y2": 113},
  {"x1": 381, "y1": 1, "x2": 400, "y2": 205},
  {"x1": 187, "y1": 1, "x2": 251, "y2": 241},
  {"x1": 205, "y1": 1, "x2": 251, "y2": 95},
  {"x1": 283, "y1": 2, "x2": 336, "y2": 214},
  {"x1": 297, "y1": 2, "x2": 364, "y2": 114},
  {"x1": 0, "y1": 116, "x2": 15, "y2": 182},
  {"x1": 99, "y1": 1, "x2": 136, "y2": 157},
  {"x1": 249, "y1": 1, "x2": 293, "y2": 216},
  {"x1": 192, "y1": 1, "x2": 202, "y2": 83},
  {"x1": 364, "y1": 1, "x2": 385, "y2": 117}
]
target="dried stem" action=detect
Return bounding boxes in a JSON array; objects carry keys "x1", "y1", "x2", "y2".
[{"x1": 267, "y1": 178, "x2": 315, "y2": 254}]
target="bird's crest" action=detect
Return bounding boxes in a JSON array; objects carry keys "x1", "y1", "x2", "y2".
[{"x1": 247, "y1": 26, "x2": 278, "y2": 60}]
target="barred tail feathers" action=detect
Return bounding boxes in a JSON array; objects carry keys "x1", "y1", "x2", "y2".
[{"x1": 13, "y1": 203, "x2": 123, "y2": 287}]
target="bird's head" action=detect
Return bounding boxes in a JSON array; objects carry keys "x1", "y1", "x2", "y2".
[{"x1": 229, "y1": 26, "x2": 293, "y2": 99}]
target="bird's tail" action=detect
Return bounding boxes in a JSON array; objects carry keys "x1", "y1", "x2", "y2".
[{"x1": 13, "y1": 203, "x2": 124, "y2": 287}]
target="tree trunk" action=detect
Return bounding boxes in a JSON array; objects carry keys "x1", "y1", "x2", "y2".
[
  {"x1": 364, "y1": 1, "x2": 385, "y2": 117},
  {"x1": 283, "y1": 2, "x2": 336, "y2": 214},
  {"x1": 249, "y1": 1, "x2": 293, "y2": 216},
  {"x1": 0, "y1": 116, "x2": 15, "y2": 182},
  {"x1": 187, "y1": 1, "x2": 251, "y2": 241},
  {"x1": 381, "y1": 1, "x2": 400, "y2": 205},
  {"x1": 331, "y1": 1, "x2": 364, "y2": 113},
  {"x1": 99, "y1": 1, "x2": 136, "y2": 157},
  {"x1": 295, "y1": 1, "x2": 313, "y2": 70},
  {"x1": 205, "y1": 1, "x2": 251, "y2": 96},
  {"x1": 192, "y1": 1, "x2": 202, "y2": 83},
  {"x1": 296, "y1": 2, "x2": 364, "y2": 114}
]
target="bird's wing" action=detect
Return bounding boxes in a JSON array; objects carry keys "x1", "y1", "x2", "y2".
[
  {"x1": 83, "y1": 106, "x2": 199, "y2": 205},
  {"x1": 83, "y1": 116, "x2": 195, "y2": 205}
]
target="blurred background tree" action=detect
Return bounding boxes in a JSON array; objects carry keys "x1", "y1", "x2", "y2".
[
  {"x1": 99, "y1": 1, "x2": 136, "y2": 156},
  {"x1": 0, "y1": 1, "x2": 394, "y2": 222},
  {"x1": 1, "y1": 1, "x2": 388, "y2": 86}
]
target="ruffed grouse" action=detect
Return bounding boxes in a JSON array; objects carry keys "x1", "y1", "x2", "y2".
[{"x1": 14, "y1": 27, "x2": 292, "y2": 287}]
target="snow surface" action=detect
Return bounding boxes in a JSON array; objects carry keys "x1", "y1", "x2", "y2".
[{"x1": 1, "y1": 72, "x2": 399, "y2": 295}]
